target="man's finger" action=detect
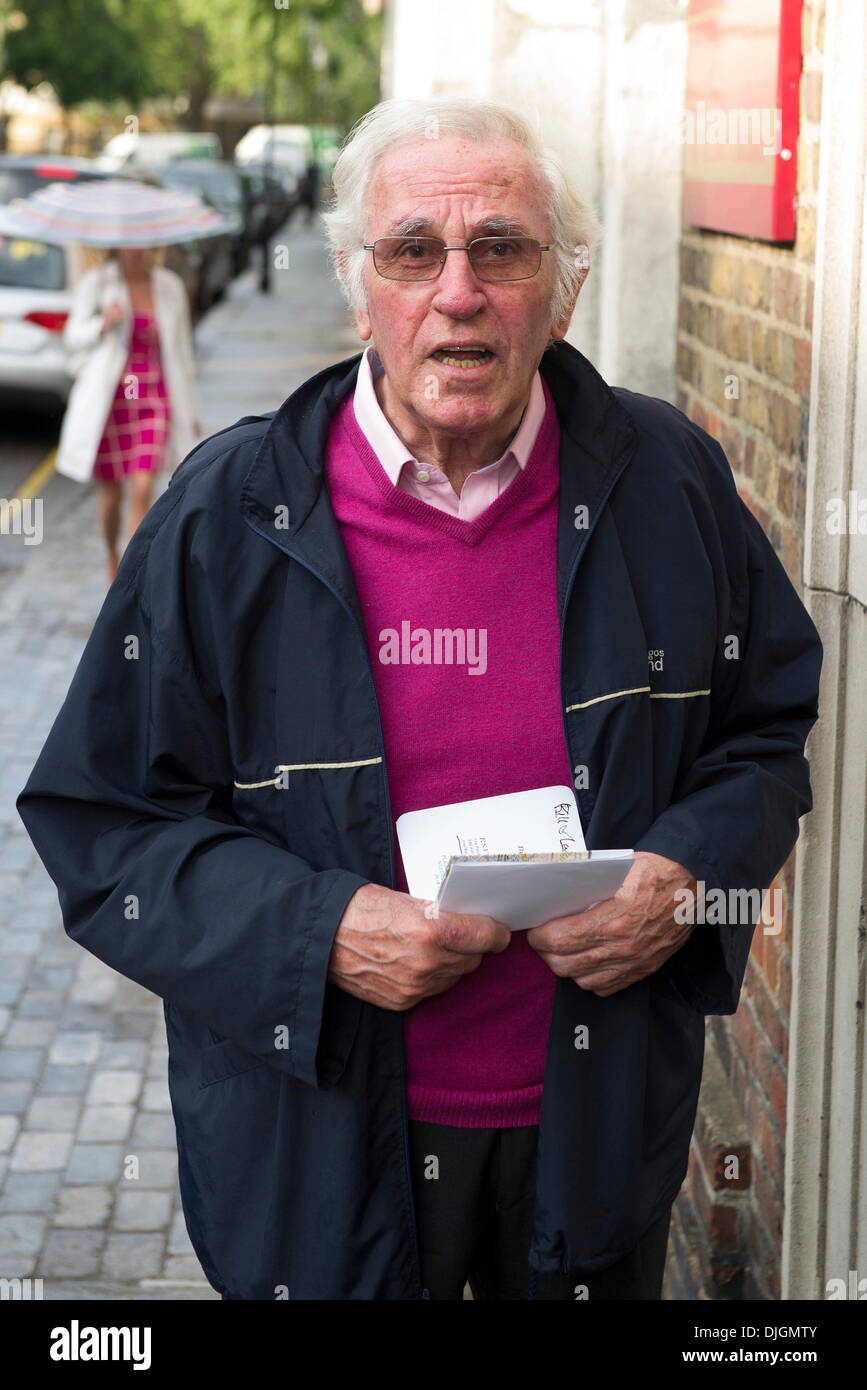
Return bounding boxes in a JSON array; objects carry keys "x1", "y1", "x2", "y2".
[
  {"x1": 527, "y1": 898, "x2": 632, "y2": 954},
  {"x1": 531, "y1": 864, "x2": 657, "y2": 945},
  {"x1": 435, "y1": 912, "x2": 512, "y2": 955}
]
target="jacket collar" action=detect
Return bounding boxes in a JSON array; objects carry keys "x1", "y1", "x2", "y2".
[{"x1": 240, "y1": 339, "x2": 639, "y2": 622}]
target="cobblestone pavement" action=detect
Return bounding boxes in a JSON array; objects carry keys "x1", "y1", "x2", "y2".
[{"x1": 0, "y1": 217, "x2": 359, "y2": 1299}]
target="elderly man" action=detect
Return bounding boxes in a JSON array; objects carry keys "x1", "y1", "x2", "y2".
[{"x1": 17, "y1": 98, "x2": 821, "y2": 1302}]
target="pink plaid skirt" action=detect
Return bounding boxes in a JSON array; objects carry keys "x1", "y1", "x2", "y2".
[{"x1": 92, "y1": 312, "x2": 172, "y2": 481}]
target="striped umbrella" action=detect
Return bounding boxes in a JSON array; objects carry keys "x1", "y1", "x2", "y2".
[{"x1": 0, "y1": 177, "x2": 238, "y2": 246}]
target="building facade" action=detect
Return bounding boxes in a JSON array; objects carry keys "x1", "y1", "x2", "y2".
[{"x1": 382, "y1": 0, "x2": 866, "y2": 1301}]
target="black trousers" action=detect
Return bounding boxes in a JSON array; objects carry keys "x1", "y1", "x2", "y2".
[
  {"x1": 220, "y1": 1120, "x2": 671, "y2": 1301},
  {"x1": 408, "y1": 1118, "x2": 672, "y2": 1301}
]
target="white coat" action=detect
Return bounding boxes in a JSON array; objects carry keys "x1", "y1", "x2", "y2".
[{"x1": 55, "y1": 258, "x2": 201, "y2": 483}]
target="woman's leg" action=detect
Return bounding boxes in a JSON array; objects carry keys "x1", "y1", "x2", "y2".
[
  {"x1": 97, "y1": 479, "x2": 123, "y2": 588},
  {"x1": 127, "y1": 468, "x2": 157, "y2": 542}
]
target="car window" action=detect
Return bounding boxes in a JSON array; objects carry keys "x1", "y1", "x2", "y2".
[
  {"x1": 0, "y1": 235, "x2": 66, "y2": 290},
  {"x1": 0, "y1": 170, "x2": 39, "y2": 202},
  {"x1": 161, "y1": 166, "x2": 241, "y2": 203}
]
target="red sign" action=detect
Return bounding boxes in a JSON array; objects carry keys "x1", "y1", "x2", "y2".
[{"x1": 682, "y1": 0, "x2": 802, "y2": 241}]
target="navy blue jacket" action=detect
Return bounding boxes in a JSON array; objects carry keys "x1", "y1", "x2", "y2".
[{"x1": 17, "y1": 341, "x2": 821, "y2": 1299}]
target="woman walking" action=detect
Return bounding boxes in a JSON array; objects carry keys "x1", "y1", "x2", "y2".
[{"x1": 56, "y1": 245, "x2": 201, "y2": 587}]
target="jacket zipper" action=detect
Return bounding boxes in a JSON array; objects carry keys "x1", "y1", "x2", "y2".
[
  {"x1": 558, "y1": 539, "x2": 594, "y2": 834},
  {"x1": 524, "y1": 456, "x2": 636, "y2": 1289},
  {"x1": 243, "y1": 517, "x2": 428, "y2": 1299},
  {"x1": 557, "y1": 444, "x2": 638, "y2": 847}
]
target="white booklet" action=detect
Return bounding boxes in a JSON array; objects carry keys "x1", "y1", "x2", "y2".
[
  {"x1": 436, "y1": 849, "x2": 634, "y2": 932},
  {"x1": 396, "y1": 785, "x2": 585, "y2": 904}
]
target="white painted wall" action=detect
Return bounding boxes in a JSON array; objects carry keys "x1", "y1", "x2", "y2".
[
  {"x1": 383, "y1": 0, "x2": 688, "y2": 401},
  {"x1": 783, "y1": 0, "x2": 867, "y2": 1302}
]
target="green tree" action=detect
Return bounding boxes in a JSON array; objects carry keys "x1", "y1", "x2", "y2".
[
  {"x1": 4, "y1": 0, "x2": 153, "y2": 108},
  {"x1": 3, "y1": 0, "x2": 382, "y2": 150},
  {"x1": 177, "y1": 0, "x2": 383, "y2": 133}
]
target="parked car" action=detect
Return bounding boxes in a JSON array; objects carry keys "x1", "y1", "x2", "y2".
[
  {"x1": 0, "y1": 156, "x2": 121, "y2": 408},
  {"x1": 96, "y1": 131, "x2": 222, "y2": 175},
  {"x1": 0, "y1": 154, "x2": 118, "y2": 203},
  {"x1": 234, "y1": 124, "x2": 314, "y2": 229},
  {"x1": 156, "y1": 159, "x2": 249, "y2": 275},
  {"x1": 145, "y1": 166, "x2": 235, "y2": 313},
  {"x1": 235, "y1": 161, "x2": 297, "y2": 242},
  {"x1": 0, "y1": 233, "x2": 72, "y2": 409},
  {"x1": 234, "y1": 124, "x2": 311, "y2": 193}
]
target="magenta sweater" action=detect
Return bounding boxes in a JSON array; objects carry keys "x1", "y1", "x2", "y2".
[{"x1": 324, "y1": 380, "x2": 575, "y2": 1126}]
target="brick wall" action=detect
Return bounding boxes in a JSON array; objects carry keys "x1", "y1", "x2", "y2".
[{"x1": 664, "y1": 0, "x2": 825, "y2": 1301}]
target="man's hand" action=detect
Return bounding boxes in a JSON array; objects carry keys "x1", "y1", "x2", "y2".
[
  {"x1": 328, "y1": 883, "x2": 511, "y2": 1011},
  {"x1": 525, "y1": 851, "x2": 697, "y2": 996}
]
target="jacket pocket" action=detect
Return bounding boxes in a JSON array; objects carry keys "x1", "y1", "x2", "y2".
[
  {"x1": 198, "y1": 991, "x2": 362, "y2": 1092},
  {"x1": 316, "y1": 985, "x2": 363, "y2": 1087},
  {"x1": 652, "y1": 966, "x2": 702, "y2": 1015},
  {"x1": 199, "y1": 1037, "x2": 269, "y2": 1088}
]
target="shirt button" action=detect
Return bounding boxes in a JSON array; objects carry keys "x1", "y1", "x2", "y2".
[{"x1": 416, "y1": 469, "x2": 431, "y2": 482}]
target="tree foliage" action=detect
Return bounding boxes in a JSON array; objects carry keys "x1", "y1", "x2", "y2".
[
  {"x1": 4, "y1": 0, "x2": 155, "y2": 107},
  {"x1": 2, "y1": 0, "x2": 382, "y2": 134}
]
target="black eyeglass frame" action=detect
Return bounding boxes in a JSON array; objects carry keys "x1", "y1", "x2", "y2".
[{"x1": 362, "y1": 235, "x2": 555, "y2": 283}]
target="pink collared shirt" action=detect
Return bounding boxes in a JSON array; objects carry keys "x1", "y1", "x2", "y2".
[{"x1": 352, "y1": 346, "x2": 546, "y2": 522}]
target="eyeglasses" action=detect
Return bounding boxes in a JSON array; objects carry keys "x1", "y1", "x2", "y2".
[{"x1": 362, "y1": 235, "x2": 553, "y2": 283}]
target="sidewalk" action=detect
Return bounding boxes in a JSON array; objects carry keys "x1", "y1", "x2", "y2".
[{"x1": 0, "y1": 216, "x2": 359, "y2": 1299}]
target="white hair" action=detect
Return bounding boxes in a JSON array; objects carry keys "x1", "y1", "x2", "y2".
[{"x1": 321, "y1": 97, "x2": 601, "y2": 328}]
